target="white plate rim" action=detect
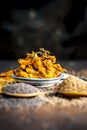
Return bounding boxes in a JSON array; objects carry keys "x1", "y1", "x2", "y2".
[{"x1": 12, "y1": 73, "x2": 64, "y2": 82}]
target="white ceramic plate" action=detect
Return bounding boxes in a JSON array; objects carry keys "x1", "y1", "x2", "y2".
[{"x1": 12, "y1": 73, "x2": 69, "y2": 87}]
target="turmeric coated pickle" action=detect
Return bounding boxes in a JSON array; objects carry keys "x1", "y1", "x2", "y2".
[{"x1": 14, "y1": 48, "x2": 67, "y2": 78}]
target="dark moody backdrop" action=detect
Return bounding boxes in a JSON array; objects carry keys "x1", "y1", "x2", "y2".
[{"x1": 0, "y1": 0, "x2": 87, "y2": 60}]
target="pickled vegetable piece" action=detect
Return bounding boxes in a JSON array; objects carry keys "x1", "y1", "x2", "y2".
[{"x1": 14, "y1": 48, "x2": 67, "y2": 78}]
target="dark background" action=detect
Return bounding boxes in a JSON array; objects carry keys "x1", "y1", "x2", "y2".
[{"x1": 0, "y1": 0, "x2": 87, "y2": 60}]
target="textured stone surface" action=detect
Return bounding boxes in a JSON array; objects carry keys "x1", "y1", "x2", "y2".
[{"x1": 0, "y1": 60, "x2": 87, "y2": 130}]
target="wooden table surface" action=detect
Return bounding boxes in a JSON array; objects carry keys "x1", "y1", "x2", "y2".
[{"x1": 0, "y1": 60, "x2": 87, "y2": 130}]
